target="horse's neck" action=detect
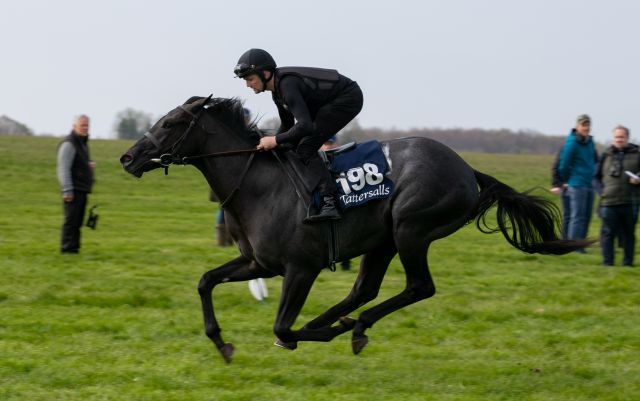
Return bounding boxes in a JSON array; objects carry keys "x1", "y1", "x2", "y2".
[
  {"x1": 195, "y1": 122, "x2": 305, "y2": 228},
  {"x1": 197, "y1": 124, "x2": 256, "y2": 198}
]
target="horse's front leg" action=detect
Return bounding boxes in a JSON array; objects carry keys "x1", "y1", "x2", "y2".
[{"x1": 198, "y1": 255, "x2": 276, "y2": 363}]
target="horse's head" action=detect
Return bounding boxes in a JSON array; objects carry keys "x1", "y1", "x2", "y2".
[
  {"x1": 120, "y1": 96, "x2": 211, "y2": 177},
  {"x1": 121, "y1": 96, "x2": 260, "y2": 178}
]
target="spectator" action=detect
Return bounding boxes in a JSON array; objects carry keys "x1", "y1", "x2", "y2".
[
  {"x1": 558, "y1": 114, "x2": 598, "y2": 251},
  {"x1": 57, "y1": 115, "x2": 94, "y2": 253},
  {"x1": 594, "y1": 125, "x2": 640, "y2": 266},
  {"x1": 210, "y1": 189, "x2": 233, "y2": 247}
]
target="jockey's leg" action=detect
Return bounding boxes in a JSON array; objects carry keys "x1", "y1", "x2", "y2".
[
  {"x1": 300, "y1": 85, "x2": 363, "y2": 222},
  {"x1": 304, "y1": 155, "x2": 341, "y2": 221}
]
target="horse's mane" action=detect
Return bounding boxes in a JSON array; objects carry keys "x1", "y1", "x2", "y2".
[{"x1": 185, "y1": 96, "x2": 261, "y2": 143}]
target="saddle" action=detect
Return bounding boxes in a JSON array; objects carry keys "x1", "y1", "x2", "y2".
[
  {"x1": 322, "y1": 142, "x2": 357, "y2": 156},
  {"x1": 278, "y1": 140, "x2": 394, "y2": 210},
  {"x1": 274, "y1": 140, "x2": 394, "y2": 270}
]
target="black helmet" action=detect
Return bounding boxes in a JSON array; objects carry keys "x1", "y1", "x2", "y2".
[{"x1": 233, "y1": 48, "x2": 277, "y2": 78}]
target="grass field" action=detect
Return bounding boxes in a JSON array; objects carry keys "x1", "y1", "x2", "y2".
[{"x1": 1, "y1": 136, "x2": 638, "y2": 401}]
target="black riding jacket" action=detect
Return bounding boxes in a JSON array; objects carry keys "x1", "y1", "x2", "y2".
[{"x1": 272, "y1": 67, "x2": 357, "y2": 144}]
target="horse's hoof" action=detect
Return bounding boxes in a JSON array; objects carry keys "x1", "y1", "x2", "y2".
[
  {"x1": 218, "y1": 343, "x2": 235, "y2": 364},
  {"x1": 274, "y1": 339, "x2": 298, "y2": 350},
  {"x1": 339, "y1": 316, "x2": 357, "y2": 330},
  {"x1": 352, "y1": 335, "x2": 369, "y2": 355}
]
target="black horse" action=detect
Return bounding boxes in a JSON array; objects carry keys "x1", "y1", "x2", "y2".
[{"x1": 120, "y1": 96, "x2": 590, "y2": 363}]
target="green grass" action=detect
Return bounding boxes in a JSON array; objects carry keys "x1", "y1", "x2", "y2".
[{"x1": 0, "y1": 136, "x2": 638, "y2": 401}]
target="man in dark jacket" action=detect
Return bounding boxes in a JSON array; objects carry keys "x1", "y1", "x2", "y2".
[
  {"x1": 594, "y1": 125, "x2": 640, "y2": 266},
  {"x1": 234, "y1": 48, "x2": 363, "y2": 222},
  {"x1": 57, "y1": 115, "x2": 94, "y2": 253}
]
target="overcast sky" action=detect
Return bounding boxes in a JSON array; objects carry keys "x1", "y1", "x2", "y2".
[{"x1": 1, "y1": 0, "x2": 639, "y2": 143}]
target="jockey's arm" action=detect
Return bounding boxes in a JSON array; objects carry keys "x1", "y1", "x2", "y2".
[
  {"x1": 274, "y1": 77, "x2": 314, "y2": 145},
  {"x1": 276, "y1": 103, "x2": 294, "y2": 135}
]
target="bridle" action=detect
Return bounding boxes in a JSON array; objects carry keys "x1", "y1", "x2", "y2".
[{"x1": 145, "y1": 98, "x2": 260, "y2": 207}]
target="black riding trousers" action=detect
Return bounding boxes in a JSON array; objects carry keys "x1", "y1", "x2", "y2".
[{"x1": 295, "y1": 85, "x2": 364, "y2": 195}]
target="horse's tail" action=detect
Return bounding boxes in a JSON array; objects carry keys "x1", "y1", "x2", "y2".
[{"x1": 472, "y1": 170, "x2": 594, "y2": 255}]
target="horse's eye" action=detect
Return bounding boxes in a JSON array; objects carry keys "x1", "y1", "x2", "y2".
[{"x1": 162, "y1": 122, "x2": 173, "y2": 129}]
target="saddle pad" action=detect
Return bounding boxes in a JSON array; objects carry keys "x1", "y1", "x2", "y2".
[{"x1": 330, "y1": 140, "x2": 394, "y2": 209}]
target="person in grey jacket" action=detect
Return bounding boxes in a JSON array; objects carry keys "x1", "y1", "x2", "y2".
[{"x1": 57, "y1": 115, "x2": 94, "y2": 253}]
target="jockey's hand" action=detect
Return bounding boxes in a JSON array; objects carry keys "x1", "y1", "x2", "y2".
[{"x1": 257, "y1": 136, "x2": 277, "y2": 151}]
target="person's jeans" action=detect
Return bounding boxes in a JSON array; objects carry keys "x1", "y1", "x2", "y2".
[
  {"x1": 566, "y1": 186, "x2": 594, "y2": 241},
  {"x1": 216, "y1": 209, "x2": 225, "y2": 225},
  {"x1": 561, "y1": 187, "x2": 571, "y2": 239},
  {"x1": 601, "y1": 205, "x2": 637, "y2": 266}
]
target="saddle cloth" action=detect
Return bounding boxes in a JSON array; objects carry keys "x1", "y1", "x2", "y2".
[{"x1": 327, "y1": 140, "x2": 394, "y2": 209}]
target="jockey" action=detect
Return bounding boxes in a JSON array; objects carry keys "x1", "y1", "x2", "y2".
[{"x1": 234, "y1": 48, "x2": 363, "y2": 222}]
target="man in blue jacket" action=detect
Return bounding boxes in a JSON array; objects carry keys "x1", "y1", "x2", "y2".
[{"x1": 558, "y1": 114, "x2": 598, "y2": 249}]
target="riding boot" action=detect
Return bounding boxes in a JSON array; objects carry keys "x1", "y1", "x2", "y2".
[
  {"x1": 301, "y1": 152, "x2": 341, "y2": 222},
  {"x1": 305, "y1": 195, "x2": 342, "y2": 223}
]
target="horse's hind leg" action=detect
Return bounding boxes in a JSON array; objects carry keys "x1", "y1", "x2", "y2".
[
  {"x1": 198, "y1": 256, "x2": 277, "y2": 363},
  {"x1": 302, "y1": 244, "x2": 397, "y2": 331},
  {"x1": 271, "y1": 268, "x2": 321, "y2": 348},
  {"x1": 352, "y1": 243, "x2": 436, "y2": 354}
]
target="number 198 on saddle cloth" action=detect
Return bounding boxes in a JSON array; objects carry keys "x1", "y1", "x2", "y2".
[{"x1": 330, "y1": 140, "x2": 394, "y2": 209}]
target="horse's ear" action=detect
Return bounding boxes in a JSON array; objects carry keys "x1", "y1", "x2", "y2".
[
  {"x1": 182, "y1": 95, "x2": 213, "y2": 116},
  {"x1": 195, "y1": 95, "x2": 214, "y2": 113},
  {"x1": 185, "y1": 95, "x2": 213, "y2": 109},
  {"x1": 184, "y1": 96, "x2": 203, "y2": 105}
]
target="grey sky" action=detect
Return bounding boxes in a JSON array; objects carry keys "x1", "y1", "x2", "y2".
[{"x1": 1, "y1": 0, "x2": 639, "y2": 143}]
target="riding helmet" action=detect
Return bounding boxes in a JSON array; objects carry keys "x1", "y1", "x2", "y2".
[{"x1": 233, "y1": 49, "x2": 277, "y2": 78}]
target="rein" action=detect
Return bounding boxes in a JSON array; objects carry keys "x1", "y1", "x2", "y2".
[
  {"x1": 150, "y1": 147, "x2": 258, "y2": 208},
  {"x1": 150, "y1": 147, "x2": 259, "y2": 167},
  {"x1": 182, "y1": 148, "x2": 258, "y2": 163}
]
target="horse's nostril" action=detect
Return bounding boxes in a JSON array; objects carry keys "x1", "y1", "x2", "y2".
[{"x1": 120, "y1": 153, "x2": 133, "y2": 165}]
